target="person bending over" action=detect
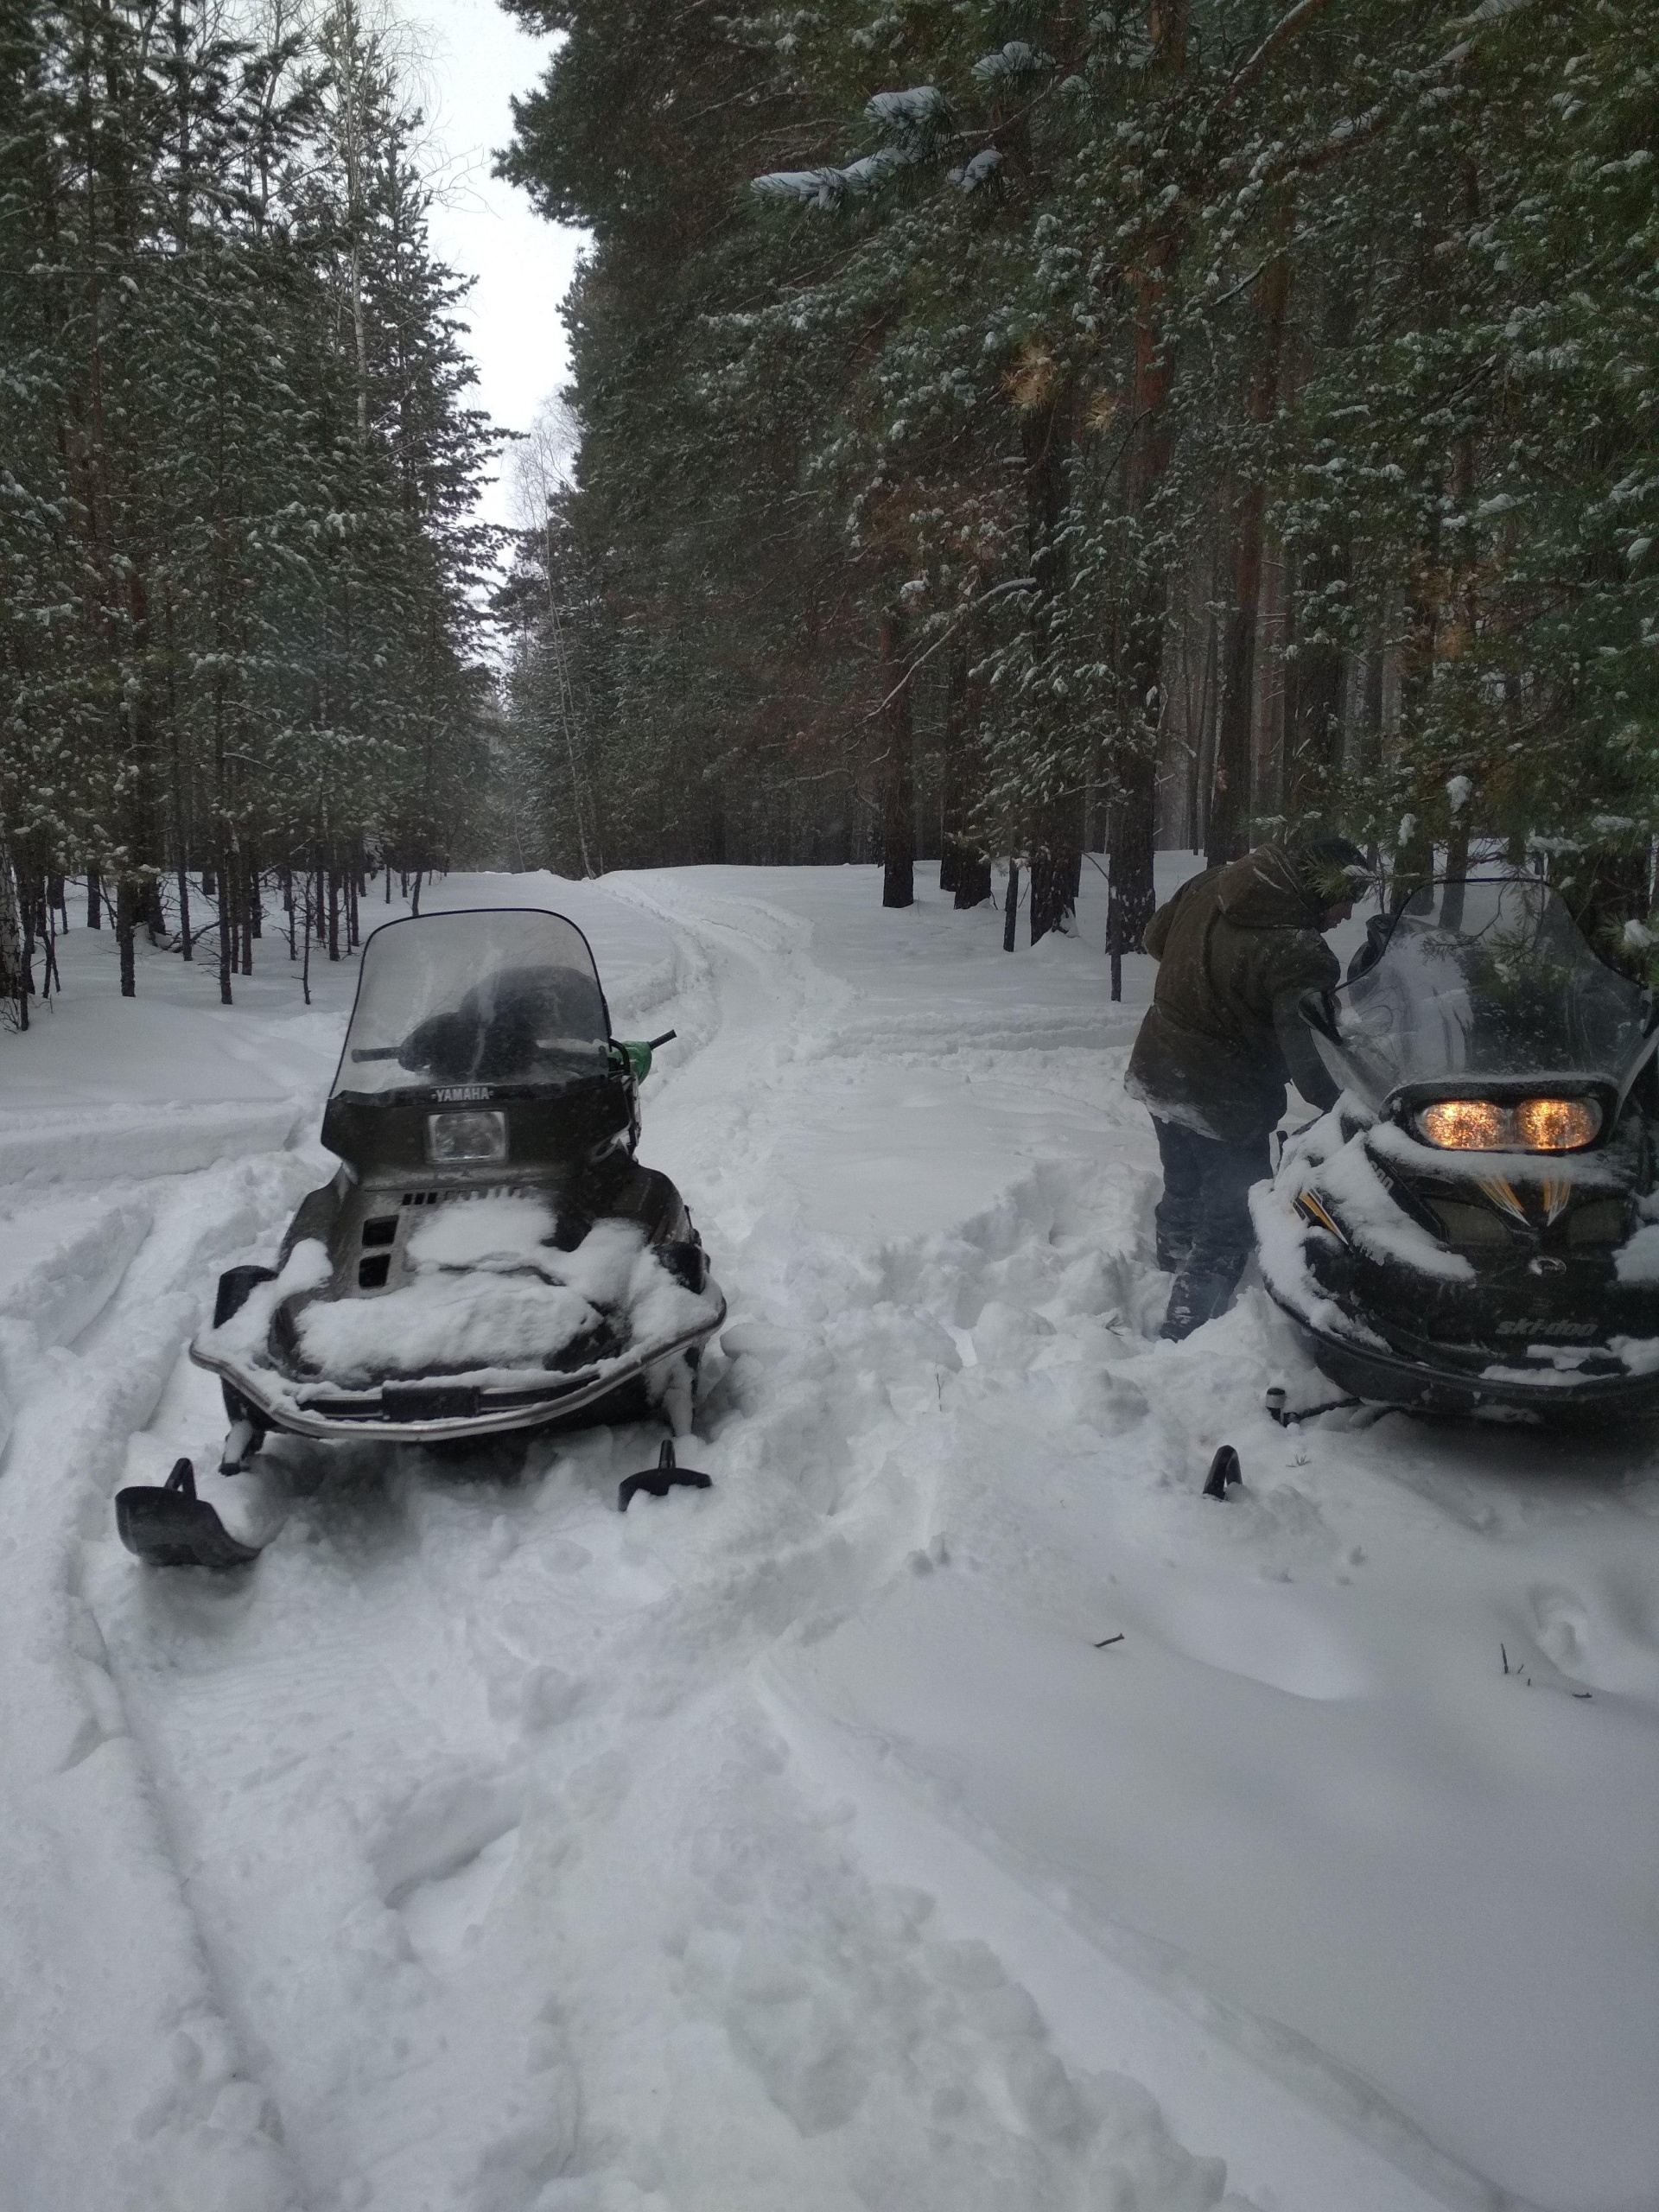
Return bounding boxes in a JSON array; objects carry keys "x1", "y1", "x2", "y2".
[{"x1": 1127, "y1": 837, "x2": 1366, "y2": 1341}]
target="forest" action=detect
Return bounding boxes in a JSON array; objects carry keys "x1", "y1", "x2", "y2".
[
  {"x1": 4, "y1": 0, "x2": 1658, "y2": 1014},
  {"x1": 496, "y1": 0, "x2": 1659, "y2": 957},
  {"x1": 0, "y1": 0, "x2": 499, "y2": 1014}
]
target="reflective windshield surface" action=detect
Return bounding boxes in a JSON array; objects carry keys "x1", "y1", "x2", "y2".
[
  {"x1": 333, "y1": 910, "x2": 611, "y2": 1099},
  {"x1": 1314, "y1": 877, "x2": 1650, "y2": 1108}
]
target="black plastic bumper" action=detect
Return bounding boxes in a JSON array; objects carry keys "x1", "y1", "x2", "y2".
[{"x1": 1290, "y1": 1318, "x2": 1659, "y2": 1421}]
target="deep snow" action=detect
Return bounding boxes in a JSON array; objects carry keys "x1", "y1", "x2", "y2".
[{"x1": 0, "y1": 864, "x2": 1655, "y2": 2212}]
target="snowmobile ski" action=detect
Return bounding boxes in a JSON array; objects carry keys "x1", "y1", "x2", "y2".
[
  {"x1": 617, "y1": 1438, "x2": 712, "y2": 1512},
  {"x1": 116, "y1": 1458, "x2": 262, "y2": 1569},
  {"x1": 1264, "y1": 1386, "x2": 1363, "y2": 1427},
  {"x1": 1201, "y1": 1445, "x2": 1243, "y2": 1499}
]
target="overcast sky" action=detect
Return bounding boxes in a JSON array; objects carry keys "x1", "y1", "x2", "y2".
[{"x1": 415, "y1": 0, "x2": 585, "y2": 528}]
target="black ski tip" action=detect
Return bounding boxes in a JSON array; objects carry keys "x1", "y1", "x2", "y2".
[
  {"x1": 116, "y1": 1458, "x2": 262, "y2": 1568},
  {"x1": 617, "y1": 1437, "x2": 713, "y2": 1513},
  {"x1": 1202, "y1": 1445, "x2": 1242, "y2": 1499}
]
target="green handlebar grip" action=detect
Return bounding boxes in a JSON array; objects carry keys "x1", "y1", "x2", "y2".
[{"x1": 616, "y1": 1030, "x2": 676, "y2": 1084}]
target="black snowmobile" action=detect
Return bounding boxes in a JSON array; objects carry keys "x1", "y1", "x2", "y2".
[
  {"x1": 118, "y1": 906, "x2": 725, "y2": 1566},
  {"x1": 1253, "y1": 874, "x2": 1659, "y2": 1419}
]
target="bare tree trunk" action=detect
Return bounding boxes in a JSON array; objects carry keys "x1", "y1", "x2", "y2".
[
  {"x1": 880, "y1": 609, "x2": 914, "y2": 910},
  {"x1": 1208, "y1": 230, "x2": 1293, "y2": 865},
  {"x1": 1105, "y1": 0, "x2": 1188, "y2": 995},
  {"x1": 86, "y1": 866, "x2": 101, "y2": 928},
  {"x1": 1024, "y1": 388, "x2": 1080, "y2": 946},
  {"x1": 938, "y1": 636, "x2": 965, "y2": 897},
  {"x1": 0, "y1": 848, "x2": 24, "y2": 1023},
  {"x1": 116, "y1": 875, "x2": 137, "y2": 998},
  {"x1": 217, "y1": 846, "x2": 233, "y2": 1004}
]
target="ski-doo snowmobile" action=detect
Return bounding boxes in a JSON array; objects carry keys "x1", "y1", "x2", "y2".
[
  {"x1": 1253, "y1": 874, "x2": 1659, "y2": 1418},
  {"x1": 118, "y1": 906, "x2": 725, "y2": 1565}
]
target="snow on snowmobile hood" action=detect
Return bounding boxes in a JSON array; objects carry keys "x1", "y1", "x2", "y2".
[{"x1": 1311, "y1": 875, "x2": 1656, "y2": 1118}]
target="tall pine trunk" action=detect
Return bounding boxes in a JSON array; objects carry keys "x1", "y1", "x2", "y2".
[
  {"x1": 115, "y1": 876, "x2": 137, "y2": 997},
  {"x1": 942, "y1": 635, "x2": 993, "y2": 907},
  {"x1": 1208, "y1": 225, "x2": 1293, "y2": 866},
  {"x1": 1105, "y1": 0, "x2": 1187, "y2": 993},
  {"x1": 217, "y1": 845, "x2": 234, "y2": 1004},
  {"x1": 880, "y1": 609, "x2": 914, "y2": 909},
  {"x1": 1024, "y1": 387, "x2": 1080, "y2": 945}
]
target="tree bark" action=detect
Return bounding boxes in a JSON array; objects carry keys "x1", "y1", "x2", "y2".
[
  {"x1": 1105, "y1": 0, "x2": 1188, "y2": 989},
  {"x1": 1023, "y1": 391, "x2": 1080, "y2": 946},
  {"x1": 116, "y1": 876, "x2": 137, "y2": 997},
  {"x1": 217, "y1": 847, "x2": 233, "y2": 1004},
  {"x1": 880, "y1": 609, "x2": 914, "y2": 909},
  {"x1": 1208, "y1": 228, "x2": 1294, "y2": 865},
  {"x1": 938, "y1": 632, "x2": 993, "y2": 906},
  {"x1": 0, "y1": 849, "x2": 24, "y2": 1021}
]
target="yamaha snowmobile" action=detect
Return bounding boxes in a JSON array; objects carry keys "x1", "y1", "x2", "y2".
[
  {"x1": 1253, "y1": 874, "x2": 1659, "y2": 1418},
  {"x1": 118, "y1": 906, "x2": 725, "y2": 1566}
]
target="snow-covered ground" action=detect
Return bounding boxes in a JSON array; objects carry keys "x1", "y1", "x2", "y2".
[{"x1": 2, "y1": 864, "x2": 1655, "y2": 2212}]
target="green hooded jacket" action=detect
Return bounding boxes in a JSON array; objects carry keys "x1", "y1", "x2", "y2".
[{"x1": 1125, "y1": 844, "x2": 1343, "y2": 1143}]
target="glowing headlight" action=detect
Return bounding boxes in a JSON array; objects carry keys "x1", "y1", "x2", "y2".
[
  {"x1": 1513, "y1": 1096, "x2": 1601, "y2": 1151},
  {"x1": 1417, "y1": 1099, "x2": 1510, "y2": 1150},
  {"x1": 426, "y1": 1109, "x2": 507, "y2": 1165},
  {"x1": 1415, "y1": 1097, "x2": 1602, "y2": 1152}
]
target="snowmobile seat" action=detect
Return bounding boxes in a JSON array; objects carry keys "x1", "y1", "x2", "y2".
[{"x1": 395, "y1": 966, "x2": 611, "y2": 1084}]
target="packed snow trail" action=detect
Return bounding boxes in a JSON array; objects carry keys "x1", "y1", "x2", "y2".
[{"x1": 0, "y1": 867, "x2": 1654, "y2": 2212}]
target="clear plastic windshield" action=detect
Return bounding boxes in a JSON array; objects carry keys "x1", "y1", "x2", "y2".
[
  {"x1": 332, "y1": 910, "x2": 612, "y2": 1100},
  {"x1": 1314, "y1": 876, "x2": 1652, "y2": 1109}
]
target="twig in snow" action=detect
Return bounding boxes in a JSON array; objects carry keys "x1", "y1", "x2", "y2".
[{"x1": 1093, "y1": 1633, "x2": 1125, "y2": 1649}]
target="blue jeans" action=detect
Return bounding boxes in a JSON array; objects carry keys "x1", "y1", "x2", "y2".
[{"x1": 1153, "y1": 1117, "x2": 1271, "y2": 1338}]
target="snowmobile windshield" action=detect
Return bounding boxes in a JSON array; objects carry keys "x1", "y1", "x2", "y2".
[
  {"x1": 1313, "y1": 876, "x2": 1653, "y2": 1111},
  {"x1": 332, "y1": 910, "x2": 612, "y2": 1102}
]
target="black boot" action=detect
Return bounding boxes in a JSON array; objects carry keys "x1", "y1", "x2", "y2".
[{"x1": 1160, "y1": 1268, "x2": 1236, "y2": 1342}]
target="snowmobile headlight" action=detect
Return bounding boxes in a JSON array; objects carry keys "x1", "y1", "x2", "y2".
[
  {"x1": 426, "y1": 1109, "x2": 507, "y2": 1165},
  {"x1": 1513, "y1": 1096, "x2": 1601, "y2": 1152},
  {"x1": 1417, "y1": 1099, "x2": 1510, "y2": 1150}
]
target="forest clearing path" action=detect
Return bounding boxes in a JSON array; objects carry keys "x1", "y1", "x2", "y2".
[{"x1": 0, "y1": 867, "x2": 1652, "y2": 2212}]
